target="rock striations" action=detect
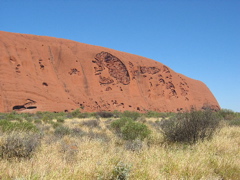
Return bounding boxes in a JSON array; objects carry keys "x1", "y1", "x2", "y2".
[{"x1": 0, "y1": 31, "x2": 220, "y2": 113}]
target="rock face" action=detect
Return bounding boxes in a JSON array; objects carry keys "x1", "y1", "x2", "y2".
[{"x1": 0, "y1": 31, "x2": 220, "y2": 113}]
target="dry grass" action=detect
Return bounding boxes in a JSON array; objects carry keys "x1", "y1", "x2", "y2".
[{"x1": 0, "y1": 118, "x2": 239, "y2": 180}]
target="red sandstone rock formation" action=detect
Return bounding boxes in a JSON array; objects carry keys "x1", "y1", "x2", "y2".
[{"x1": 0, "y1": 31, "x2": 220, "y2": 113}]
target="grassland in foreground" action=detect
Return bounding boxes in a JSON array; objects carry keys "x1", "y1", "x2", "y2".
[{"x1": 0, "y1": 109, "x2": 240, "y2": 180}]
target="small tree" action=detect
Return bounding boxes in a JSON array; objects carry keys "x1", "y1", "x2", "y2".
[{"x1": 160, "y1": 109, "x2": 221, "y2": 144}]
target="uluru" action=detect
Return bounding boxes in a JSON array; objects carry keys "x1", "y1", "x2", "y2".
[{"x1": 0, "y1": 31, "x2": 220, "y2": 113}]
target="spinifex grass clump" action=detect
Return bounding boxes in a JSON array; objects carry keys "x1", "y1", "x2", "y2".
[
  {"x1": 111, "y1": 117, "x2": 151, "y2": 141},
  {"x1": 160, "y1": 109, "x2": 221, "y2": 144}
]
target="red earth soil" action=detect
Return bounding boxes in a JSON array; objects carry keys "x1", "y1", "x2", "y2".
[{"x1": 0, "y1": 31, "x2": 220, "y2": 113}]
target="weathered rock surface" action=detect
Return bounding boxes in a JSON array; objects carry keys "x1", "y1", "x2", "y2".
[{"x1": 0, "y1": 31, "x2": 220, "y2": 113}]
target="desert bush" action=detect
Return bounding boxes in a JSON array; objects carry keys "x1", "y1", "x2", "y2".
[
  {"x1": 96, "y1": 111, "x2": 115, "y2": 118},
  {"x1": 34, "y1": 119, "x2": 42, "y2": 124},
  {"x1": 0, "y1": 113, "x2": 6, "y2": 120},
  {"x1": 24, "y1": 116, "x2": 34, "y2": 122},
  {"x1": 228, "y1": 118, "x2": 240, "y2": 126},
  {"x1": 146, "y1": 111, "x2": 172, "y2": 119},
  {"x1": 18, "y1": 113, "x2": 33, "y2": 121},
  {"x1": 70, "y1": 109, "x2": 81, "y2": 118},
  {"x1": 217, "y1": 109, "x2": 237, "y2": 120},
  {"x1": 55, "y1": 111, "x2": 67, "y2": 117},
  {"x1": 145, "y1": 111, "x2": 161, "y2": 118},
  {"x1": 111, "y1": 161, "x2": 131, "y2": 180},
  {"x1": 56, "y1": 116, "x2": 65, "y2": 123},
  {"x1": 160, "y1": 109, "x2": 221, "y2": 144},
  {"x1": 112, "y1": 110, "x2": 122, "y2": 118},
  {"x1": 111, "y1": 117, "x2": 132, "y2": 133},
  {"x1": 54, "y1": 126, "x2": 72, "y2": 137},
  {"x1": 121, "y1": 111, "x2": 141, "y2": 120},
  {"x1": 39, "y1": 111, "x2": 66, "y2": 122},
  {"x1": 121, "y1": 121, "x2": 151, "y2": 140},
  {"x1": 0, "y1": 132, "x2": 41, "y2": 160},
  {"x1": 78, "y1": 112, "x2": 92, "y2": 118},
  {"x1": 42, "y1": 115, "x2": 54, "y2": 123},
  {"x1": 69, "y1": 109, "x2": 91, "y2": 119},
  {"x1": 111, "y1": 118, "x2": 151, "y2": 140},
  {"x1": 35, "y1": 111, "x2": 47, "y2": 120},
  {"x1": 0, "y1": 112, "x2": 34, "y2": 122},
  {"x1": 0, "y1": 120, "x2": 38, "y2": 132},
  {"x1": 5, "y1": 111, "x2": 19, "y2": 121}
]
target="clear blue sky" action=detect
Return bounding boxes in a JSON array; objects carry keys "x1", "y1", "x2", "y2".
[{"x1": 1, "y1": 0, "x2": 240, "y2": 112}]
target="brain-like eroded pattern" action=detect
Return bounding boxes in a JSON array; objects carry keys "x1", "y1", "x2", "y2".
[{"x1": 93, "y1": 52, "x2": 130, "y2": 85}]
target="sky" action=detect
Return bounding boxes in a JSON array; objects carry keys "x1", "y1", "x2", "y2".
[{"x1": 1, "y1": 0, "x2": 240, "y2": 112}]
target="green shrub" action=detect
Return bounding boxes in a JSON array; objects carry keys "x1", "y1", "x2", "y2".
[
  {"x1": 113, "y1": 110, "x2": 122, "y2": 118},
  {"x1": 0, "y1": 111, "x2": 32, "y2": 122},
  {"x1": 78, "y1": 112, "x2": 91, "y2": 118},
  {"x1": 217, "y1": 109, "x2": 237, "y2": 120},
  {"x1": 0, "y1": 132, "x2": 41, "y2": 160},
  {"x1": 111, "y1": 117, "x2": 132, "y2": 133},
  {"x1": 71, "y1": 109, "x2": 81, "y2": 118},
  {"x1": 56, "y1": 116, "x2": 65, "y2": 123},
  {"x1": 55, "y1": 111, "x2": 67, "y2": 117},
  {"x1": 24, "y1": 116, "x2": 34, "y2": 122},
  {"x1": 145, "y1": 111, "x2": 161, "y2": 118},
  {"x1": 0, "y1": 120, "x2": 38, "y2": 132},
  {"x1": 228, "y1": 119, "x2": 240, "y2": 126},
  {"x1": 42, "y1": 115, "x2": 54, "y2": 122},
  {"x1": 34, "y1": 119, "x2": 42, "y2": 124},
  {"x1": 96, "y1": 111, "x2": 114, "y2": 118},
  {"x1": 5, "y1": 111, "x2": 18, "y2": 121},
  {"x1": 121, "y1": 121, "x2": 151, "y2": 140},
  {"x1": 0, "y1": 113, "x2": 6, "y2": 120},
  {"x1": 121, "y1": 111, "x2": 141, "y2": 120},
  {"x1": 111, "y1": 117, "x2": 151, "y2": 140},
  {"x1": 160, "y1": 109, "x2": 221, "y2": 144},
  {"x1": 69, "y1": 109, "x2": 91, "y2": 119}
]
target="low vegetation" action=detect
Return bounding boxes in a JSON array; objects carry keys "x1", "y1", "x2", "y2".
[{"x1": 0, "y1": 109, "x2": 239, "y2": 179}]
